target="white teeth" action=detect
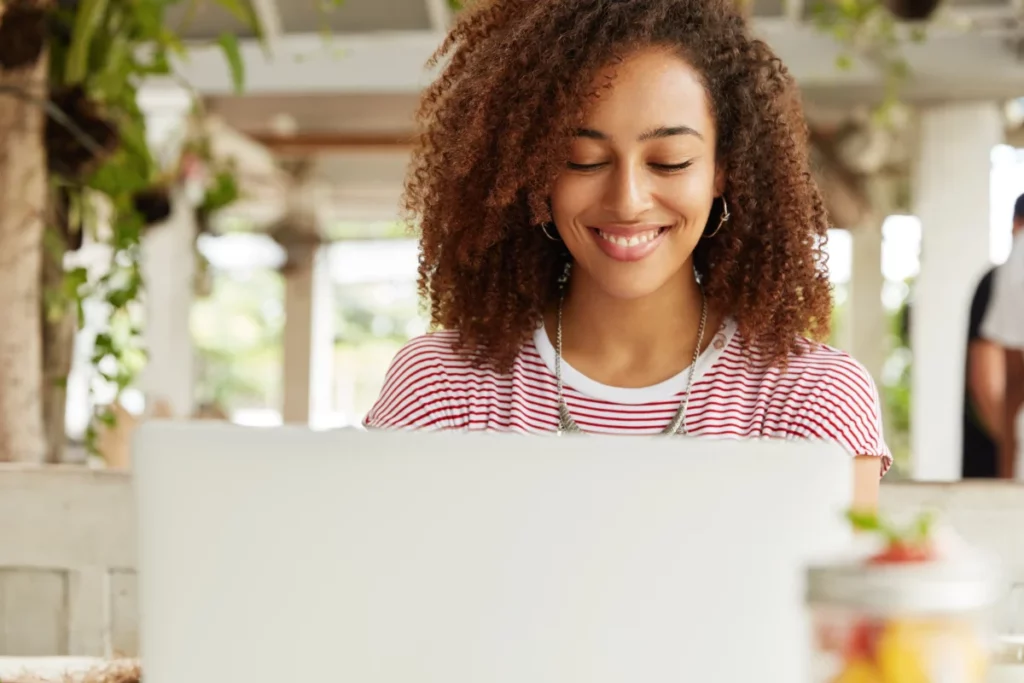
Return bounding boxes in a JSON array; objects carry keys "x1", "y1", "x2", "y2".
[{"x1": 597, "y1": 229, "x2": 661, "y2": 247}]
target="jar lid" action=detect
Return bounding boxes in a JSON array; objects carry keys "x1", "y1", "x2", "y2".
[{"x1": 806, "y1": 554, "x2": 1004, "y2": 615}]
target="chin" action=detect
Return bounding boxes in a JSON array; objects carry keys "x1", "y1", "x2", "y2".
[{"x1": 586, "y1": 272, "x2": 676, "y2": 302}]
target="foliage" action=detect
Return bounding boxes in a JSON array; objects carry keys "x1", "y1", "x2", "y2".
[
  {"x1": 193, "y1": 238, "x2": 427, "y2": 424},
  {"x1": 38, "y1": 0, "x2": 255, "y2": 450},
  {"x1": 808, "y1": 0, "x2": 927, "y2": 122},
  {"x1": 192, "y1": 267, "x2": 285, "y2": 411},
  {"x1": 881, "y1": 279, "x2": 913, "y2": 475}
]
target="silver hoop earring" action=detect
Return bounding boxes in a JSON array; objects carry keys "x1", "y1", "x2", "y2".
[
  {"x1": 541, "y1": 223, "x2": 561, "y2": 242},
  {"x1": 705, "y1": 196, "x2": 730, "y2": 239}
]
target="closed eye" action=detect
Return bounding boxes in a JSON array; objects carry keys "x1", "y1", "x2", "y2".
[
  {"x1": 651, "y1": 161, "x2": 693, "y2": 172},
  {"x1": 566, "y1": 160, "x2": 694, "y2": 172}
]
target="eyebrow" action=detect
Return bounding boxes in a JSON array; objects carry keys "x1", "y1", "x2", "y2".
[{"x1": 575, "y1": 126, "x2": 704, "y2": 142}]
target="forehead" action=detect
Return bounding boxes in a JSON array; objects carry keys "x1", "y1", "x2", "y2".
[{"x1": 581, "y1": 48, "x2": 714, "y2": 139}]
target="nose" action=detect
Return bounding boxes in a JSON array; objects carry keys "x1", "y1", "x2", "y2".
[{"x1": 602, "y1": 161, "x2": 654, "y2": 219}]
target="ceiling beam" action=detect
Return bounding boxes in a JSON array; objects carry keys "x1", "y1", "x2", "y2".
[
  {"x1": 248, "y1": 131, "x2": 416, "y2": 153},
  {"x1": 161, "y1": 31, "x2": 445, "y2": 95},
  {"x1": 151, "y1": 23, "x2": 1024, "y2": 104}
]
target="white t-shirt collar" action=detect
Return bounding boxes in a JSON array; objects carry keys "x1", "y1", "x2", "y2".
[{"x1": 531, "y1": 318, "x2": 737, "y2": 405}]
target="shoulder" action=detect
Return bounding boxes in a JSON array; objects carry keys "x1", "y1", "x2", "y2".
[
  {"x1": 968, "y1": 268, "x2": 998, "y2": 338},
  {"x1": 383, "y1": 330, "x2": 469, "y2": 374},
  {"x1": 722, "y1": 334, "x2": 891, "y2": 473},
  {"x1": 785, "y1": 340, "x2": 880, "y2": 403},
  {"x1": 980, "y1": 266, "x2": 998, "y2": 288},
  {"x1": 973, "y1": 267, "x2": 997, "y2": 303},
  {"x1": 723, "y1": 333, "x2": 878, "y2": 401},
  {"x1": 982, "y1": 246, "x2": 1024, "y2": 348},
  {"x1": 364, "y1": 331, "x2": 531, "y2": 430},
  {"x1": 363, "y1": 331, "x2": 469, "y2": 430}
]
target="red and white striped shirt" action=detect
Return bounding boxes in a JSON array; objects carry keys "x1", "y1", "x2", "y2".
[{"x1": 365, "y1": 318, "x2": 892, "y2": 475}]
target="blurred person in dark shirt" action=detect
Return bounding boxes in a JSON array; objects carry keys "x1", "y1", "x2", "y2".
[
  {"x1": 980, "y1": 193, "x2": 1024, "y2": 478},
  {"x1": 963, "y1": 267, "x2": 1002, "y2": 478}
]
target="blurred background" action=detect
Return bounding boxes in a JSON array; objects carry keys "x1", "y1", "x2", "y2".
[
  {"x1": 1, "y1": 0, "x2": 1022, "y2": 475},
  {"x1": 1, "y1": 0, "x2": 1024, "y2": 663}
]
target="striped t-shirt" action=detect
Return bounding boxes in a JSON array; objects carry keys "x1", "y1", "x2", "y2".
[{"x1": 365, "y1": 318, "x2": 892, "y2": 476}]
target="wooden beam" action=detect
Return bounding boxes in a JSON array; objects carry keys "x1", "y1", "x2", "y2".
[{"x1": 246, "y1": 131, "x2": 416, "y2": 153}]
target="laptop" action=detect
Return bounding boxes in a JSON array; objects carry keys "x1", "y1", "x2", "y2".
[{"x1": 133, "y1": 421, "x2": 853, "y2": 683}]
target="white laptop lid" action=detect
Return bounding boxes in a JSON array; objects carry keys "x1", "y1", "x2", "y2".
[{"x1": 134, "y1": 421, "x2": 853, "y2": 683}]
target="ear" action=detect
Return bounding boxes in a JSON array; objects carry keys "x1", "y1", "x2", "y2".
[{"x1": 713, "y1": 164, "x2": 727, "y2": 198}]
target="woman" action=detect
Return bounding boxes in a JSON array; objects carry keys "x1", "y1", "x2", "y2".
[{"x1": 366, "y1": 0, "x2": 891, "y2": 507}]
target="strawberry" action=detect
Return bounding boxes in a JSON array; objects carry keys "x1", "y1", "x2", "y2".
[
  {"x1": 843, "y1": 619, "x2": 883, "y2": 660},
  {"x1": 868, "y1": 541, "x2": 936, "y2": 565},
  {"x1": 846, "y1": 509, "x2": 938, "y2": 564}
]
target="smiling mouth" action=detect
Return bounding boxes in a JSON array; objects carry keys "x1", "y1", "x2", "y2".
[{"x1": 592, "y1": 226, "x2": 669, "y2": 247}]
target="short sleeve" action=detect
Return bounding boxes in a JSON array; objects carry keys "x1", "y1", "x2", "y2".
[
  {"x1": 981, "y1": 241, "x2": 1024, "y2": 349},
  {"x1": 363, "y1": 335, "x2": 460, "y2": 430},
  {"x1": 789, "y1": 353, "x2": 893, "y2": 477}
]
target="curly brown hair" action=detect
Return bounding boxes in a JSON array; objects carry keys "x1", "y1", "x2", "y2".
[{"x1": 404, "y1": 0, "x2": 832, "y2": 372}]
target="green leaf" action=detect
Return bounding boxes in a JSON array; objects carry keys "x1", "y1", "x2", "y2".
[
  {"x1": 90, "y1": 35, "x2": 132, "y2": 100},
  {"x1": 131, "y1": 0, "x2": 165, "y2": 41},
  {"x1": 97, "y1": 408, "x2": 118, "y2": 427},
  {"x1": 160, "y1": 28, "x2": 187, "y2": 58},
  {"x1": 201, "y1": 170, "x2": 241, "y2": 213},
  {"x1": 65, "y1": 0, "x2": 112, "y2": 85},
  {"x1": 64, "y1": 267, "x2": 89, "y2": 299},
  {"x1": 217, "y1": 32, "x2": 246, "y2": 94},
  {"x1": 117, "y1": 115, "x2": 155, "y2": 178},
  {"x1": 913, "y1": 510, "x2": 935, "y2": 541},
  {"x1": 845, "y1": 509, "x2": 899, "y2": 542},
  {"x1": 845, "y1": 508, "x2": 935, "y2": 545}
]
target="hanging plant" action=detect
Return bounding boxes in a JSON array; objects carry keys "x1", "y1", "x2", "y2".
[
  {"x1": 0, "y1": 0, "x2": 48, "y2": 70},
  {"x1": 45, "y1": 85, "x2": 120, "y2": 178},
  {"x1": 0, "y1": 0, "x2": 266, "y2": 460},
  {"x1": 885, "y1": 0, "x2": 942, "y2": 20},
  {"x1": 807, "y1": 0, "x2": 929, "y2": 120}
]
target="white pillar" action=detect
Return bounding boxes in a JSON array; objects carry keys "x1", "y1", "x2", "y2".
[
  {"x1": 911, "y1": 101, "x2": 1003, "y2": 481},
  {"x1": 276, "y1": 162, "x2": 326, "y2": 426},
  {"x1": 138, "y1": 87, "x2": 196, "y2": 419},
  {"x1": 848, "y1": 220, "x2": 886, "y2": 387},
  {"x1": 280, "y1": 237, "x2": 318, "y2": 425},
  {"x1": 139, "y1": 193, "x2": 197, "y2": 419},
  {"x1": 308, "y1": 249, "x2": 336, "y2": 429}
]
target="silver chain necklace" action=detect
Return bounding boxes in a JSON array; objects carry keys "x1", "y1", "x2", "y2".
[{"x1": 554, "y1": 264, "x2": 708, "y2": 436}]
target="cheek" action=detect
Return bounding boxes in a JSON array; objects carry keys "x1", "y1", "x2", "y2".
[
  {"x1": 660, "y1": 169, "x2": 717, "y2": 214},
  {"x1": 550, "y1": 175, "x2": 589, "y2": 220}
]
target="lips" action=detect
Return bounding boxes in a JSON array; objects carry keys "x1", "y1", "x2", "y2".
[{"x1": 589, "y1": 225, "x2": 670, "y2": 262}]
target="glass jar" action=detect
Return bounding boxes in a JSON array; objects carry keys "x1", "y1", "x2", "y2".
[
  {"x1": 989, "y1": 584, "x2": 1024, "y2": 683},
  {"x1": 806, "y1": 554, "x2": 1002, "y2": 683}
]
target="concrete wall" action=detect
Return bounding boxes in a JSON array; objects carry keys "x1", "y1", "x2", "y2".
[
  {"x1": 1, "y1": 466, "x2": 1022, "y2": 657},
  {"x1": 0, "y1": 466, "x2": 134, "y2": 657}
]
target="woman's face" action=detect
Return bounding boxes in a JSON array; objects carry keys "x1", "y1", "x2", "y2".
[{"x1": 550, "y1": 47, "x2": 723, "y2": 301}]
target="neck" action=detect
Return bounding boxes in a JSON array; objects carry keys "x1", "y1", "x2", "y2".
[{"x1": 548, "y1": 263, "x2": 718, "y2": 388}]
